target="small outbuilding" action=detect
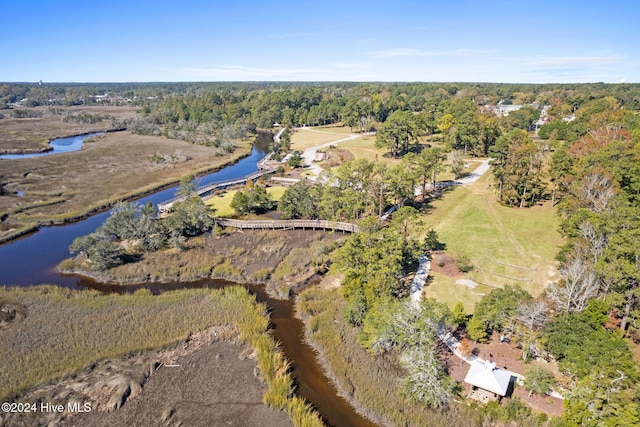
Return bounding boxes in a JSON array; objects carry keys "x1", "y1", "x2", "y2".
[{"x1": 464, "y1": 360, "x2": 515, "y2": 403}]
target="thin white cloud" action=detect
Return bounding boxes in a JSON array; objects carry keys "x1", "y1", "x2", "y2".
[{"x1": 333, "y1": 62, "x2": 373, "y2": 70}]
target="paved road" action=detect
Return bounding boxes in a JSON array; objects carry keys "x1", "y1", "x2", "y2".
[
  {"x1": 296, "y1": 127, "x2": 361, "y2": 180},
  {"x1": 456, "y1": 159, "x2": 492, "y2": 185}
]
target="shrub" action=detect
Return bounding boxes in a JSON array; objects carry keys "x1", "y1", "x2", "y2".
[
  {"x1": 252, "y1": 268, "x2": 272, "y2": 282},
  {"x1": 452, "y1": 252, "x2": 473, "y2": 273}
]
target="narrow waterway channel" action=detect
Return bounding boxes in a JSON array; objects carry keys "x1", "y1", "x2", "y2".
[
  {"x1": 0, "y1": 133, "x2": 376, "y2": 427},
  {"x1": 0, "y1": 132, "x2": 105, "y2": 160}
]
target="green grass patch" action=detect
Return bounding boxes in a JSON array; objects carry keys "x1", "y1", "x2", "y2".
[
  {"x1": 332, "y1": 134, "x2": 399, "y2": 166},
  {"x1": 290, "y1": 126, "x2": 356, "y2": 151},
  {"x1": 205, "y1": 186, "x2": 287, "y2": 218},
  {"x1": 421, "y1": 272, "x2": 485, "y2": 313},
  {"x1": 419, "y1": 172, "x2": 562, "y2": 302}
]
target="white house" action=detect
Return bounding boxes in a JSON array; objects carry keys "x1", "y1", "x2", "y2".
[{"x1": 464, "y1": 360, "x2": 515, "y2": 402}]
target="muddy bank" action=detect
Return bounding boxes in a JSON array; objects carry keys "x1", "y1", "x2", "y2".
[
  {"x1": 1, "y1": 327, "x2": 291, "y2": 427},
  {"x1": 295, "y1": 287, "x2": 387, "y2": 426},
  {"x1": 0, "y1": 146, "x2": 53, "y2": 155}
]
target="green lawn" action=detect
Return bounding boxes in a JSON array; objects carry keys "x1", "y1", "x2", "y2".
[
  {"x1": 290, "y1": 126, "x2": 358, "y2": 151},
  {"x1": 205, "y1": 186, "x2": 287, "y2": 217},
  {"x1": 330, "y1": 134, "x2": 401, "y2": 166},
  {"x1": 419, "y1": 172, "x2": 563, "y2": 306},
  {"x1": 421, "y1": 272, "x2": 495, "y2": 313}
]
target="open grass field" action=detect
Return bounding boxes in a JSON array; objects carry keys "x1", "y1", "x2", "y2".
[
  {"x1": 419, "y1": 171, "x2": 563, "y2": 307},
  {"x1": 204, "y1": 186, "x2": 287, "y2": 217},
  {"x1": 0, "y1": 106, "x2": 138, "y2": 152},
  {"x1": 332, "y1": 133, "x2": 401, "y2": 166},
  {"x1": 0, "y1": 131, "x2": 252, "y2": 242},
  {"x1": 290, "y1": 126, "x2": 358, "y2": 151},
  {"x1": 421, "y1": 271, "x2": 496, "y2": 313}
]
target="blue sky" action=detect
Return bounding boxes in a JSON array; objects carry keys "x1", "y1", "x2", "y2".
[{"x1": 2, "y1": 0, "x2": 639, "y2": 83}]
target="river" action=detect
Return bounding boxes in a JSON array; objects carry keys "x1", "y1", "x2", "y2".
[{"x1": 0, "y1": 132, "x2": 375, "y2": 427}]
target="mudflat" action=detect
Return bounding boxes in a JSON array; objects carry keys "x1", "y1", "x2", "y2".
[{"x1": 61, "y1": 341, "x2": 292, "y2": 427}]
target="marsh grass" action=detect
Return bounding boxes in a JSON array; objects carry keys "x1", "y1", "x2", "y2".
[
  {"x1": 0, "y1": 106, "x2": 137, "y2": 152},
  {"x1": 252, "y1": 268, "x2": 272, "y2": 282},
  {"x1": 212, "y1": 260, "x2": 244, "y2": 280},
  {"x1": 60, "y1": 229, "x2": 339, "y2": 290},
  {"x1": 296, "y1": 285, "x2": 482, "y2": 426},
  {"x1": 267, "y1": 235, "x2": 345, "y2": 298},
  {"x1": 0, "y1": 285, "x2": 322, "y2": 427},
  {"x1": 0, "y1": 286, "x2": 245, "y2": 401}
]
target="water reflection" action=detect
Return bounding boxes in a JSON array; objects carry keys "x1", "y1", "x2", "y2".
[{"x1": 0, "y1": 132, "x2": 104, "y2": 160}]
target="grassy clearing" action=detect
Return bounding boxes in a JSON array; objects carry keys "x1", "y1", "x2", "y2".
[
  {"x1": 419, "y1": 172, "x2": 562, "y2": 303},
  {"x1": 290, "y1": 126, "x2": 357, "y2": 151},
  {"x1": 205, "y1": 186, "x2": 287, "y2": 218},
  {"x1": 0, "y1": 285, "x2": 323, "y2": 426},
  {"x1": 326, "y1": 133, "x2": 400, "y2": 166},
  {"x1": 296, "y1": 285, "x2": 481, "y2": 426},
  {"x1": 0, "y1": 131, "x2": 252, "y2": 241},
  {"x1": 421, "y1": 271, "x2": 495, "y2": 313}
]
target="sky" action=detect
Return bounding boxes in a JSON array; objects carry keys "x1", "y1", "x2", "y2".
[{"x1": 2, "y1": 0, "x2": 639, "y2": 84}]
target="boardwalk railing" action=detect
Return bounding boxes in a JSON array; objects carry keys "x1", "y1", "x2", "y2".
[
  {"x1": 158, "y1": 168, "x2": 275, "y2": 213},
  {"x1": 214, "y1": 218, "x2": 361, "y2": 233}
]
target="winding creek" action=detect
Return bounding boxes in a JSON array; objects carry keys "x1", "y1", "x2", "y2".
[
  {"x1": 0, "y1": 132, "x2": 105, "y2": 160},
  {"x1": 0, "y1": 132, "x2": 375, "y2": 427}
]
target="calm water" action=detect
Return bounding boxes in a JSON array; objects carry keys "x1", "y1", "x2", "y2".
[
  {"x1": 0, "y1": 132, "x2": 105, "y2": 160},
  {"x1": 0, "y1": 133, "x2": 270, "y2": 287},
  {"x1": 0, "y1": 131, "x2": 374, "y2": 427}
]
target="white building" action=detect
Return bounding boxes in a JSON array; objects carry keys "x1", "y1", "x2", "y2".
[{"x1": 464, "y1": 360, "x2": 515, "y2": 403}]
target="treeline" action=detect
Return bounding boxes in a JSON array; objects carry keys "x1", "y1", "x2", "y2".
[
  {"x1": 548, "y1": 101, "x2": 640, "y2": 424},
  {"x1": 5, "y1": 80, "x2": 640, "y2": 109},
  {"x1": 490, "y1": 95, "x2": 640, "y2": 207}
]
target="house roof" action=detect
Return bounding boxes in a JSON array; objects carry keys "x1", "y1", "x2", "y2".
[{"x1": 464, "y1": 360, "x2": 514, "y2": 396}]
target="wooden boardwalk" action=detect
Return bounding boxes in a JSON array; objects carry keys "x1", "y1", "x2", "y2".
[
  {"x1": 214, "y1": 218, "x2": 361, "y2": 233},
  {"x1": 158, "y1": 168, "x2": 275, "y2": 213}
]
